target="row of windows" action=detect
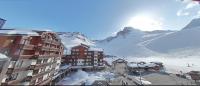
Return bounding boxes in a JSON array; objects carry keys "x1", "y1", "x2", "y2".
[{"x1": 72, "y1": 49, "x2": 88, "y2": 51}]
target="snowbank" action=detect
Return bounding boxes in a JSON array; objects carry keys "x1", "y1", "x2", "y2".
[{"x1": 57, "y1": 70, "x2": 115, "y2": 85}]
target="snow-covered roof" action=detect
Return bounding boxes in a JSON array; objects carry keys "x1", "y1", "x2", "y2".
[
  {"x1": 113, "y1": 58, "x2": 127, "y2": 63},
  {"x1": 0, "y1": 29, "x2": 39, "y2": 36},
  {"x1": 89, "y1": 47, "x2": 103, "y2": 51},
  {"x1": 0, "y1": 53, "x2": 8, "y2": 59},
  {"x1": 127, "y1": 62, "x2": 157, "y2": 68},
  {"x1": 150, "y1": 61, "x2": 163, "y2": 64}
]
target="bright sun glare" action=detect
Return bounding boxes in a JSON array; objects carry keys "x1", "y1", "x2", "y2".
[{"x1": 127, "y1": 15, "x2": 163, "y2": 31}]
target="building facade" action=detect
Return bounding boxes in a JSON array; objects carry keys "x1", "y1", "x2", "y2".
[
  {"x1": 0, "y1": 29, "x2": 64, "y2": 85},
  {"x1": 63, "y1": 44, "x2": 104, "y2": 69}
]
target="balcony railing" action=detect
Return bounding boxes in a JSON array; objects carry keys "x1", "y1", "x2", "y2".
[
  {"x1": 31, "y1": 68, "x2": 55, "y2": 80},
  {"x1": 36, "y1": 77, "x2": 52, "y2": 85},
  {"x1": 24, "y1": 76, "x2": 32, "y2": 82},
  {"x1": 41, "y1": 46, "x2": 50, "y2": 51},
  {"x1": 39, "y1": 54, "x2": 60, "y2": 58},
  {"x1": 49, "y1": 48, "x2": 59, "y2": 51},
  {"x1": 20, "y1": 55, "x2": 35, "y2": 59},
  {"x1": 13, "y1": 67, "x2": 28, "y2": 73},
  {"x1": 51, "y1": 40, "x2": 60, "y2": 45},
  {"x1": 17, "y1": 53, "x2": 61, "y2": 59},
  {"x1": 27, "y1": 61, "x2": 56, "y2": 71},
  {"x1": 6, "y1": 77, "x2": 25, "y2": 85},
  {"x1": 6, "y1": 68, "x2": 14, "y2": 74},
  {"x1": 43, "y1": 39, "x2": 51, "y2": 44},
  {"x1": 35, "y1": 62, "x2": 56, "y2": 69},
  {"x1": 22, "y1": 44, "x2": 35, "y2": 50}
]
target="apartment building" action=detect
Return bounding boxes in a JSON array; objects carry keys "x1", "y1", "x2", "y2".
[
  {"x1": 0, "y1": 29, "x2": 64, "y2": 85},
  {"x1": 63, "y1": 44, "x2": 104, "y2": 69}
]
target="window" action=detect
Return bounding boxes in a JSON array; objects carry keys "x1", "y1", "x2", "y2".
[
  {"x1": 43, "y1": 59, "x2": 48, "y2": 63},
  {"x1": 37, "y1": 59, "x2": 42, "y2": 64}
]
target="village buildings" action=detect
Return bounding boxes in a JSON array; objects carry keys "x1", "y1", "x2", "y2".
[
  {"x1": 0, "y1": 29, "x2": 64, "y2": 85},
  {"x1": 127, "y1": 61, "x2": 164, "y2": 74}
]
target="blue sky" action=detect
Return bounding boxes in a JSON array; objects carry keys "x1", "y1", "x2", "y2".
[{"x1": 0, "y1": 0, "x2": 199, "y2": 39}]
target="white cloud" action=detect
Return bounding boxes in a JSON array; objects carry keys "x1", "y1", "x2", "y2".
[
  {"x1": 185, "y1": 2, "x2": 199, "y2": 9},
  {"x1": 177, "y1": 10, "x2": 190, "y2": 16},
  {"x1": 198, "y1": 10, "x2": 200, "y2": 14},
  {"x1": 176, "y1": 0, "x2": 200, "y2": 17},
  {"x1": 195, "y1": 10, "x2": 200, "y2": 18}
]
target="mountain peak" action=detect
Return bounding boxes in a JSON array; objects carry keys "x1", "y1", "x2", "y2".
[
  {"x1": 183, "y1": 18, "x2": 200, "y2": 30},
  {"x1": 116, "y1": 27, "x2": 141, "y2": 36}
]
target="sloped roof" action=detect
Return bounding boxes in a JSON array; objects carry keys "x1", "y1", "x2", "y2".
[
  {"x1": 72, "y1": 43, "x2": 90, "y2": 49},
  {"x1": 112, "y1": 58, "x2": 127, "y2": 63},
  {"x1": 89, "y1": 47, "x2": 103, "y2": 51}
]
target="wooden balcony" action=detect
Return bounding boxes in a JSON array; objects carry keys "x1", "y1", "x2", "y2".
[
  {"x1": 18, "y1": 53, "x2": 61, "y2": 59},
  {"x1": 6, "y1": 68, "x2": 14, "y2": 74},
  {"x1": 29, "y1": 61, "x2": 56, "y2": 70},
  {"x1": 41, "y1": 46, "x2": 50, "y2": 51},
  {"x1": 37, "y1": 77, "x2": 52, "y2": 85},
  {"x1": 19, "y1": 55, "x2": 35, "y2": 59},
  {"x1": 13, "y1": 67, "x2": 28, "y2": 73},
  {"x1": 32, "y1": 68, "x2": 55, "y2": 80},
  {"x1": 39, "y1": 54, "x2": 60, "y2": 58},
  {"x1": 6, "y1": 77, "x2": 25, "y2": 85},
  {"x1": 51, "y1": 40, "x2": 60, "y2": 45},
  {"x1": 28, "y1": 65, "x2": 36, "y2": 70},
  {"x1": 22, "y1": 44, "x2": 35, "y2": 50},
  {"x1": 49, "y1": 47, "x2": 59, "y2": 51},
  {"x1": 24, "y1": 76, "x2": 32, "y2": 82},
  {"x1": 43, "y1": 39, "x2": 52, "y2": 44}
]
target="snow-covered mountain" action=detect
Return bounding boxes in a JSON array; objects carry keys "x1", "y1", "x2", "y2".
[
  {"x1": 182, "y1": 18, "x2": 200, "y2": 30},
  {"x1": 58, "y1": 32, "x2": 94, "y2": 48},
  {"x1": 95, "y1": 27, "x2": 175, "y2": 57},
  {"x1": 96, "y1": 18, "x2": 200, "y2": 57},
  {"x1": 58, "y1": 18, "x2": 200, "y2": 57},
  {"x1": 57, "y1": 32, "x2": 94, "y2": 54},
  {"x1": 146, "y1": 18, "x2": 200, "y2": 54}
]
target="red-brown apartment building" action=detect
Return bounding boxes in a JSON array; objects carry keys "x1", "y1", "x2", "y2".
[
  {"x1": 0, "y1": 29, "x2": 64, "y2": 85},
  {"x1": 63, "y1": 44, "x2": 104, "y2": 69}
]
